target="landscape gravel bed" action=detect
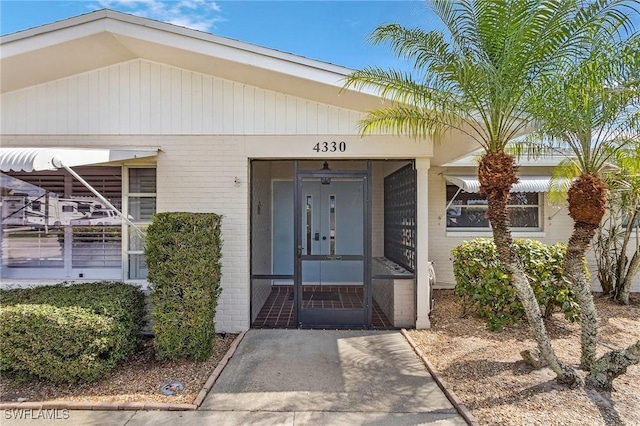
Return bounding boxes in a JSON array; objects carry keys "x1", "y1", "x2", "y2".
[
  {"x1": 0, "y1": 334, "x2": 236, "y2": 406},
  {"x1": 408, "y1": 290, "x2": 640, "y2": 426}
]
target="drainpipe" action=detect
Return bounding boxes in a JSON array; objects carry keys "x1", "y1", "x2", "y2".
[{"x1": 53, "y1": 156, "x2": 144, "y2": 237}]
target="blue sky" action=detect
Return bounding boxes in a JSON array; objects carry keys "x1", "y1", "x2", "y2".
[{"x1": 0, "y1": 1, "x2": 441, "y2": 71}]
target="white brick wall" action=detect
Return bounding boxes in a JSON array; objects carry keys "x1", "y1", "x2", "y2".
[
  {"x1": 393, "y1": 279, "x2": 416, "y2": 327},
  {"x1": 154, "y1": 136, "x2": 250, "y2": 332},
  {"x1": 372, "y1": 278, "x2": 415, "y2": 328}
]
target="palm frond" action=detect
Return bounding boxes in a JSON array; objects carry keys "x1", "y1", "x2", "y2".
[
  {"x1": 344, "y1": 0, "x2": 639, "y2": 161},
  {"x1": 548, "y1": 158, "x2": 581, "y2": 204}
]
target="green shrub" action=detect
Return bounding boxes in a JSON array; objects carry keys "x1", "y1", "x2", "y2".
[
  {"x1": 145, "y1": 212, "x2": 223, "y2": 361},
  {"x1": 0, "y1": 282, "x2": 145, "y2": 383},
  {"x1": 451, "y1": 238, "x2": 581, "y2": 331}
]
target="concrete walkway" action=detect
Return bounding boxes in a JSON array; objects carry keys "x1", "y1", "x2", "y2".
[{"x1": 2, "y1": 330, "x2": 468, "y2": 425}]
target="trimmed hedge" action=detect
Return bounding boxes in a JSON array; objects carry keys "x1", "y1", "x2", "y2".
[
  {"x1": 0, "y1": 282, "x2": 145, "y2": 383},
  {"x1": 452, "y1": 238, "x2": 581, "y2": 331},
  {"x1": 145, "y1": 212, "x2": 223, "y2": 361}
]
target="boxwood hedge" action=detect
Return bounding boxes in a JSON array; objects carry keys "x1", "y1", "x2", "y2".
[
  {"x1": 452, "y1": 238, "x2": 582, "y2": 331},
  {"x1": 145, "y1": 212, "x2": 223, "y2": 361},
  {"x1": 0, "y1": 282, "x2": 145, "y2": 383}
]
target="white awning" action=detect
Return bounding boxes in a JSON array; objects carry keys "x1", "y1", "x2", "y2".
[
  {"x1": 0, "y1": 148, "x2": 158, "y2": 172},
  {"x1": 444, "y1": 175, "x2": 553, "y2": 193}
]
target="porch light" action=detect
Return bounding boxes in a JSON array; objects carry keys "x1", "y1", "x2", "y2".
[{"x1": 321, "y1": 161, "x2": 331, "y2": 185}]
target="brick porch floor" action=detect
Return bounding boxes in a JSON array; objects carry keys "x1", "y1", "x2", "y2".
[{"x1": 252, "y1": 285, "x2": 392, "y2": 328}]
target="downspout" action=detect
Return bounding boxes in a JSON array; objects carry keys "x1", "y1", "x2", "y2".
[{"x1": 53, "y1": 157, "x2": 144, "y2": 237}]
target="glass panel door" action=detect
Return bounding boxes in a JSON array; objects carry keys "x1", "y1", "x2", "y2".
[{"x1": 295, "y1": 170, "x2": 370, "y2": 327}]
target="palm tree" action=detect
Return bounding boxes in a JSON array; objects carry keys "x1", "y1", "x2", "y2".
[
  {"x1": 522, "y1": 34, "x2": 639, "y2": 374},
  {"x1": 343, "y1": 0, "x2": 632, "y2": 386}
]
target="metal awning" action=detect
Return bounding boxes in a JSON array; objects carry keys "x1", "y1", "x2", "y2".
[
  {"x1": 1, "y1": 147, "x2": 158, "y2": 236},
  {"x1": 0, "y1": 147, "x2": 158, "y2": 172},
  {"x1": 444, "y1": 175, "x2": 553, "y2": 193}
]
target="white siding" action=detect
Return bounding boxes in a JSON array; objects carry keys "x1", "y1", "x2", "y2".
[{"x1": 1, "y1": 59, "x2": 365, "y2": 136}]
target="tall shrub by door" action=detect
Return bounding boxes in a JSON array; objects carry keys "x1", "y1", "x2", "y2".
[{"x1": 145, "y1": 212, "x2": 223, "y2": 361}]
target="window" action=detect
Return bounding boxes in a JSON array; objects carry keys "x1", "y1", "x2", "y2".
[
  {"x1": 1, "y1": 168, "x2": 123, "y2": 278},
  {"x1": 1, "y1": 167, "x2": 157, "y2": 281},
  {"x1": 125, "y1": 168, "x2": 156, "y2": 279},
  {"x1": 446, "y1": 185, "x2": 541, "y2": 230}
]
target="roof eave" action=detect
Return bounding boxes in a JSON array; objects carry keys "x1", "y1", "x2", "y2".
[{"x1": 0, "y1": 9, "x2": 385, "y2": 107}]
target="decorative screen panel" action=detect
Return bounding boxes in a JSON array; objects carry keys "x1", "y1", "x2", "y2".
[{"x1": 384, "y1": 164, "x2": 416, "y2": 272}]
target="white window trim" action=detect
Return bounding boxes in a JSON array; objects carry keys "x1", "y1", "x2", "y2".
[
  {"x1": 447, "y1": 231, "x2": 547, "y2": 238},
  {"x1": 123, "y1": 166, "x2": 156, "y2": 281}
]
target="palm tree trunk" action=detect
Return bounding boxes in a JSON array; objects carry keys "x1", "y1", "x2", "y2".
[
  {"x1": 586, "y1": 340, "x2": 640, "y2": 390},
  {"x1": 491, "y1": 217, "x2": 582, "y2": 386},
  {"x1": 480, "y1": 152, "x2": 582, "y2": 387},
  {"x1": 564, "y1": 222, "x2": 599, "y2": 370},
  {"x1": 564, "y1": 173, "x2": 609, "y2": 370}
]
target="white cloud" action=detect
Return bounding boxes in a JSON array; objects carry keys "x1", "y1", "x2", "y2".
[{"x1": 89, "y1": 0, "x2": 225, "y2": 32}]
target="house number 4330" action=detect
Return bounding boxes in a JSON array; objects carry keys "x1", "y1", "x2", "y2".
[{"x1": 313, "y1": 141, "x2": 346, "y2": 153}]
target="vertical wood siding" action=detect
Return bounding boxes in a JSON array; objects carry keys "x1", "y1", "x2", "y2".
[{"x1": 1, "y1": 59, "x2": 365, "y2": 135}]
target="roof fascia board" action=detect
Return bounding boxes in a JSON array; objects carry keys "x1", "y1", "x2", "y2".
[
  {"x1": 0, "y1": 9, "x2": 109, "y2": 44},
  {"x1": 107, "y1": 21, "x2": 351, "y2": 90},
  {"x1": 104, "y1": 11, "x2": 354, "y2": 76},
  {"x1": 1, "y1": 18, "x2": 109, "y2": 58}
]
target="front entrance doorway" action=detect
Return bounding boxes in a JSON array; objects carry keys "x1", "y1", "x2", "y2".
[
  {"x1": 250, "y1": 160, "x2": 415, "y2": 330},
  {"x1": 294, "y1": 163, "x2": 371, "y2": 327}
]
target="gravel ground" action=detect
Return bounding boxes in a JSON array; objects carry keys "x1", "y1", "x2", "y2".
[
  {"x1": 0, "y1": 334, "x2": 236, "y2": 405},
  {"x1": 408, "y1": 290, "x2": 640, "y2": 426}
]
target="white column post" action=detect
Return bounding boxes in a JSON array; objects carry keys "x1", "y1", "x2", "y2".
[{"x1": 415, "y1": 157, "x2": 431, "y2": 329}]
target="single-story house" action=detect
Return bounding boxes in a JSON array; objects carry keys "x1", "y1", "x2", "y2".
[{"x1": 1, "y1": 10, "x2": 637, "y2": 333}]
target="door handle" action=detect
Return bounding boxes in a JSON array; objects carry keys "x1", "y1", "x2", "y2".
[
  {"x1": 325, "y1": 255, "x2": 342, "y2": 261},
  {"x1": 297, "y1": 246, "x2": 303, "y2": 258}
]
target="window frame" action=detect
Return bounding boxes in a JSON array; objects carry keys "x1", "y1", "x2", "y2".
[
  {"x1": 445, "y1": 184, "x2": 543, "y2": 232},
  {"x1": 1, "y1": 167, "x2": 124, "y2": 279},
  {"x1": 123, "y1": 166, "x2": 157, "y2": 280}
]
